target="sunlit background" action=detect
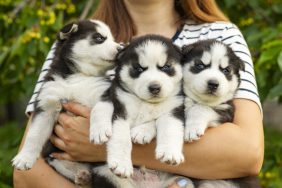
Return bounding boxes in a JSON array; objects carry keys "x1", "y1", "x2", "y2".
[{"x1": 0, "y1": 0, "x2": 281, "y2": 187}]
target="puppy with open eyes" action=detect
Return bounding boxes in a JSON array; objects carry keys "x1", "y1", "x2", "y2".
[
  {"x1": 12, "y1": 19, "x2": 121, "y2": 185},
  {"x1": 182, "y1": 39, "x2": 244, "y2": 142},
  {"x1": 88, "y1": 34, "x2": 186, "y2": 187},
  {"x1": 181, "y1": 39, "x2": 260, "y2": 188}
]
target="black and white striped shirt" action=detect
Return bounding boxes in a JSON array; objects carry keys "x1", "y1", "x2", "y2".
[{"x1": 26, "y1": 21, "x2": 261, "y2": 114}]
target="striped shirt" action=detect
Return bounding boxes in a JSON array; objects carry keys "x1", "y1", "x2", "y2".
[{"x1": 25, "y1": 21, "x2": 262, "y2": 115}]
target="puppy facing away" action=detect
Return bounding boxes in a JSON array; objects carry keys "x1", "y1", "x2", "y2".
[
  {"x1": 90, "y1": 35, "x2": 185, "y2": 178},
  {"x1": 12, "y1": 19, "x2": 121, "y2": 177},
  {"x1": 182, "y1": 39, "x2": 244, "y2": 142}
]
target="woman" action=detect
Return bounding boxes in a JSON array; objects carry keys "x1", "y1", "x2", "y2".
[{"x1": 13, "y1": 0, "x2": 264, "y2": 187}]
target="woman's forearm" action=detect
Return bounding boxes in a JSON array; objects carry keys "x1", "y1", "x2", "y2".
[
  {"x1": 13, "y1": 116, "x2": 76, "y2": 188},
  {"x1": 132, "y1": 99, "x2": 264, "y2": 179},
  {"x1": 13, "y1": 158, "x2": 76, "y2": 188}
]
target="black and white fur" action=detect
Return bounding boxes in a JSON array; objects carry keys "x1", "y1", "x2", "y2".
[
  {"x1": 182, "y1": 39, "x2": 244, "y2": 142},
  {"x1": 181, "y1": 40, "x2": 260, "y2": 188},
  {"x1": 90, "y1": 35, "x2": 185, "y2": 179},
  {"x1": 12, "y1": 20, "x2": 121, "y2": 176}
]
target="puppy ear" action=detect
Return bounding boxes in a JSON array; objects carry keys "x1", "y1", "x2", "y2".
[
  {"x1": 58, "y1": 22, "x2": 78, "y2": 40},
  {"x1": 238, "y1": 58, "x2": 245, "y2": 71}
]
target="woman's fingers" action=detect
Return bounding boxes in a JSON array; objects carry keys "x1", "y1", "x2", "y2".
[
  {"x1": 62, "y1": 101, "x2": 91, "y2": 118},
  {"x1": 50, "y1": 134, "x2": 66, "y2": 151},
  {"x1": 51, "y1": 152, "x2": 74, "y2": 161},
  {"x1": 168, "y1": 178, "x2": 190, "y2": 188}
]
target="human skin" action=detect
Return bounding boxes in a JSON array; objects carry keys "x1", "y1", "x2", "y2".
[
  {"x1": 13, "y1": 99, "x2": 264, "y2": 188},
  {"x1": 13, "y1": 0, "x2": 264, "y2": 187}
]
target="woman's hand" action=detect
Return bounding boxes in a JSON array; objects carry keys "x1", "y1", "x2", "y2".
[{"x1": 50, "y1": 102, "x2": 106, "y2": 162}]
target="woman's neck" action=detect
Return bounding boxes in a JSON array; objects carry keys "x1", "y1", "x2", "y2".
[{"x1": 123, "y1": 0, "x2": 180, "y2": 38}]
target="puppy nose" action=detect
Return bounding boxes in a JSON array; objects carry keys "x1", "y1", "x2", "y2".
[
  {"x1": 207, "y1": 80, "x2": 219, "y2": 91},
  {"x1": 148, "y1": 83, "x2": 161, "y2": 95}
]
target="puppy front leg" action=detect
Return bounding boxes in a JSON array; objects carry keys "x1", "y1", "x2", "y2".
[
  {"x1": 184, "y1": 104, "x2": 219, "y2": 142},
  {"x1": 131, "y1": 121, "x2": 156, "y2": 144},
  {"x1": 107, "y1": 118, "x2": 133, "y2": 178},
  {"x1": 90, "y1": 101, "x2": 113, "y2": 144},
  {"x1": 155, "y1": 114, "x2": 184, "y2": 165},
  {"x1": 12, "y1": 109, "x2": 58, "y2": 170}
]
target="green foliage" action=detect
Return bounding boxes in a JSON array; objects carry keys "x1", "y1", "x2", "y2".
[
  {"x1": 260, "y1": 128, "x2": 282, "y2": 188},
  {"x1": 218, "y1": 0, "x2": 282, "y2": 102},
  {"x1": 0, "y1": 123, "x2": 281, "y2": 187},
  {"x1": 0, "y1": 122, "x2": 24, "y2": 188},
  {"x1": 0, "y1": 0, "x2": 92, "y2": 104}
]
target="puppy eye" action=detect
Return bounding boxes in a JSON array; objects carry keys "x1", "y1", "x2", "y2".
[
  {"x1": 92, "y1": 33, "x2": 106, "y2": 44},
  {"x1": 160, "y1": 64, "x2": 172, "y2": 72},
  {"x1": 137, "y1": 67, "x2": 144, "y2": 73},
  {"x1": 194, "y1": 60, "x2": 205, "y2": 70},
  {"x1": 133, "y1": 64, "x2": 146, "y2": 73},
  {"x1": 222, "y1": 67, "x2": 231, "y2": 75}
]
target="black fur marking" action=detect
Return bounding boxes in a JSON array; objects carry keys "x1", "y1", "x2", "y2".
[
  {"x1": 101, "y1": 80, "x2": 127, "y2": 121},
  {"x1": 190, "y1": 59, "x2": 211, "y2": 74},
  {"x1": 181, "y1": 40, "x2": 214, "y2": 64},
  {"x1": 130, "y1": 61, "x2": 147, "y2": 78},
  {"x1": 91, "y1": 172, "x2": 117, "y2": 188},
  {"x1": 172, "y1": 104, "x2": 185, "y2": 122},
  {"x1": 214, "y1": 100, "x2": 235, "y2": 123},
  {"x1": 42, "y1": 140, "x2": 61, "y2": 158},
  {"x1": 111, "y1": 86, "x2": 127, "y2": 121},
  {"x1": 232, "y1": 176, "x2": 261, "y2": 188},
  {"x1": 117, "y1": 34, "x2": 181, "y2": 79},
  {"x1": 158, "y1": 63, "x2": 176, "y2": 76},
  {"x1": 46, "y1": 20, "x2": 101, "y2": 79},
  {"x1": 220, "y1": 66, "x2": 233, "y2": 81}
]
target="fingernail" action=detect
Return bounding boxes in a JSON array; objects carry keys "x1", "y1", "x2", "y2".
[
  {"x1": 49, "y1": 154, "x2": 54, "y2": 158},
  {"x1": 60, "y1": 99, "x2": 68, "y2": 104},
  {"x1": 176, "y1": 178, "x2": 188, "y2": 187}
]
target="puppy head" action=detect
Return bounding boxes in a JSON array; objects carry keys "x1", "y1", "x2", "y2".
[
  {"x1": 116, "y1": 35, "x2": 182, "y2": 103},
  {"x1": 58, "y1": 20, "x2": 122, "y2": 75},
  {"x1": 182, "y1": 40, "x2": 244, "y2": 105}
]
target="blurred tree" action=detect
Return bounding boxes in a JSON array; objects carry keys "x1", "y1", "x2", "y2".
[
  {"x1": 0, "y1": 0, "x2": 98, "y2": 122},
  {"x1": 218, "y1": 0, "x2": 282, "y2": 102}
]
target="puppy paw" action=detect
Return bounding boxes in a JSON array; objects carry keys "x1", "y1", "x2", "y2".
[
  {"x1": 75, "y1": 170, "x2": 92, "y2": 186},
  {"x1": 184, "y1": 123, "x2": 206, "y2": 142},
  {"x1": 156, "y1": 148, "x2": 184, "y2": 165},
  {"x1": 89, "y1": 125, "x2": 112, "y2": 144},
  {"x1": 12, "y1": 152, "x2": 38, "y2": 170},
  {"x1": 108, "y1": 159, "x2": 133, "y2": 178},
  {"x1": 131, "y1": 124, "x2": 156, "y2": 144}
]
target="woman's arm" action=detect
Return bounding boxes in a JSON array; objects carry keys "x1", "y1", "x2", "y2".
[
  {"x1": 13, "y1": 115, "x2": 76, "y2": 188},
  {"x1": 50, "y1": 99, "x2": 263, "y2": 179},
  {"x1": 132, "y1": 99, "x2": 264, "y2": 179}
]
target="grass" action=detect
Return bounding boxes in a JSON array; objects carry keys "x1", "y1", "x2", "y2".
[{"x1": 0, "y1": 122, "x2": 281, "y2": 188}]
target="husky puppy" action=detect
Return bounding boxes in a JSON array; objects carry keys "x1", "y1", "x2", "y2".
[
  {"x1": 182, "y1": 40, "x2": 260, "y2": 188},
  {"x1": 182, "y1": 39, "x2": 244, "y2": 142},
  {"x1": 90, "y1": 35, "x2": 185, "y2": 179},
  {"x1": 12, "y1": 20, "x2": 121, "y2": 174}
]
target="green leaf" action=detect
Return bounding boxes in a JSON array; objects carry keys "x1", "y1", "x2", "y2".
[
  {"x1": 269, "y1": 83, "x2": 282, "y2": 99},
  {"x1": 278, "y1": 51, "x2": 282, "y2": 71}
]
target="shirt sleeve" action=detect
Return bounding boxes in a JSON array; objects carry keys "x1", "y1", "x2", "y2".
[
  {"x1": 219, "y1": 23, "x2": 262, "y2": 113},
  {"x1": 25, "y1": 42, "x2": 57, "y2": 116}
]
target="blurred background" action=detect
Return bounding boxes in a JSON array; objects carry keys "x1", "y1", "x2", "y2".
[{"x1": 0, "y1": 0, "x2": 281, "y2": 187}]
